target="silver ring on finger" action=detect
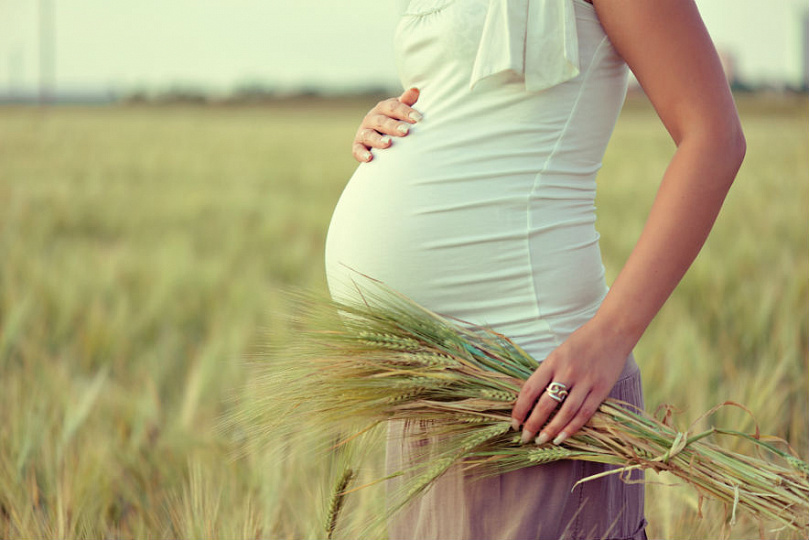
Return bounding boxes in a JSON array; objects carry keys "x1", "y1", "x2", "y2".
[{"x1": 545, "y1": 382, "x2": 569, "y2": 403}]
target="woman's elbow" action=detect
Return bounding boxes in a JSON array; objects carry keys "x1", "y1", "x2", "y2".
[
  {"x1": 702, "y1": 118, "x2": 746, "y2": 187},
  {"x1": 677, "y1": 112, "x2": 746, "y2": 175},
  {"x1": 726, "y1": 121, "x2": 746, "y2": 173}
]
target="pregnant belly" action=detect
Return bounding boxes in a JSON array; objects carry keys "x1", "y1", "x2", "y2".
[{"x1": 324, "y1": 137, "x2": 608, "y2": 359}]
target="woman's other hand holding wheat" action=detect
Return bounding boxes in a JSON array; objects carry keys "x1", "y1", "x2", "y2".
[{"x1": 512, "y1": 317, "x2": 632, "y2": 445}]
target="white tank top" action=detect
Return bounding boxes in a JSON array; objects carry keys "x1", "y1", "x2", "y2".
[{"x1": 325, "y1": 0, "x2": 628, "y2": 361}]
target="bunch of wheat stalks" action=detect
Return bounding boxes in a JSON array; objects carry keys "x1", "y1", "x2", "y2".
[{"x1": 250, "y1": 280, "x2": 807, "y2": 536}]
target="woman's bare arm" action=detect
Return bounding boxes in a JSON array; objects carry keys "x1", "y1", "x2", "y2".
[{"x1": 512, "y1": 0, "x2": 746, "y2": 445}]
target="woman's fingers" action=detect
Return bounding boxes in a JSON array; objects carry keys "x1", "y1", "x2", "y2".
[
  {"x1": 369, "y1": 113, "x2": 414, "y2": 136},
  {"x1": 511, "y1": 358, "x2": 604, "y2": 446},
  {"x1": 522, "y1": 377, "x2": 609, "y2": 446},
  {"x1": 352, "y1": 122, "x2": 391, "y2": 162},
  {"x1": 352, "y1": 125, "x2": 395, "y2": 162},
  {"x1": 519, "y1": 380, "x2": 574, "y2": 442},
  {"x1": 351, "y1": 141, "x2": 373, "y2": 163},
  {"x1": 382, "y1": 88, "x2": 422, "y2": 122},
  {"x1": 550, "y1": 392, "x2": 603, "y2": 445},
  {"x1": 399, "y1": 86, "x2": 420, "y2": 108},
  {"x1": 351, "y1": 88, "x2": 422, "y2": 163},
  {"x1": 511, "y1": 366, "x2": 553, "y2": 432},
  {"x1": 512, "y1": 319, "x2": 630, "y2": 445},
  {"x1": 357, "y1": 127, "x2": 393, "y2": 149},
  {"x1": 531, "y1": 388, "x2": 591, "y2": 446}
]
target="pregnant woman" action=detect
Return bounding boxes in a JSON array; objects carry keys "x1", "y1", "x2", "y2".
[{"x1": 325, "y1": 0, "x2": 745, "y2": 538}]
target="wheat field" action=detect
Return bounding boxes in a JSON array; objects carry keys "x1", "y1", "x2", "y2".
[{"x1": 0, "y1": 95, "x2": 806, "y2": 539}]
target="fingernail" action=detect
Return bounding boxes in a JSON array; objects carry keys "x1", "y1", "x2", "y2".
[
  {"x1": 535, "y1": 432, "x2": 550, "y2": 446},
  {"x1": 510, "y1": 419, "x2": 520, "y2": 432},
  {"x1": 520, "y1": 430, "x2": 536, "y2": 445},
  {"x1": 396, "y1": 123, "x2": 410, "y2": 135},
  {"x1": 361, "y1": 150, "x2": 372, "y2": 161},
  {"x1": 553, "y1": 432, "x2": 568, "y2": 445},
  {"x1": 409, "y1": 111, "x2": 423, "y2": 122},
  {"x1": 380, "y1": 135, "x2": 391, "y2": 145}
]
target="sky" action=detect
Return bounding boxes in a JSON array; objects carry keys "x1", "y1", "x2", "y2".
[{"x1": 1, "y1": 0, "x2": 807, "y2": 96}]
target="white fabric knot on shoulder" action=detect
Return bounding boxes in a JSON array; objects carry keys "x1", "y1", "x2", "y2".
[{"x1": 470, "y1": 0, "x2": 580, "y2": 93}]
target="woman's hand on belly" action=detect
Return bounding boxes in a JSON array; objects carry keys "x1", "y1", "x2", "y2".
[
  {"x1": 352, "y1": 87, "x2": 423, "y2": 163},
  {"x1": 510, "y1": 316, "x2": 633, "y2": 446}
]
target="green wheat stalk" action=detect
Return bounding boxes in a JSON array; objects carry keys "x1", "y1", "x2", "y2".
[
  {"x1": 244, "y1": 278, "x2": 808, "y2": 535},
  {"x1": 325, "y1": 468, "x2": 355, "y2": 540}
]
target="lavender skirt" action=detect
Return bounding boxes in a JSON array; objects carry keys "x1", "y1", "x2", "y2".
[{"x1": 386, "y1": 355, "x2": 648, "y2": 540}]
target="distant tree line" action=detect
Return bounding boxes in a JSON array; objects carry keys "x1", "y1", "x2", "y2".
[
  {"x1": 121, "y1": 83, "x2": 398, "y2": 105},
  {"x1": 0, "y1": 81, "x2": 805, "y2": 106}
]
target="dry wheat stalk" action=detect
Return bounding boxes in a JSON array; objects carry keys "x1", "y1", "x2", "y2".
[{"x1": 247, "y1": 279, "x2": 808, "y2": 535}]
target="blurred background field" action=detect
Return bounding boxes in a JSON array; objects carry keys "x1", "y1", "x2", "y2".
[{"x1": 0, "y1": 94, "x2": 807, "y2": 539}]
